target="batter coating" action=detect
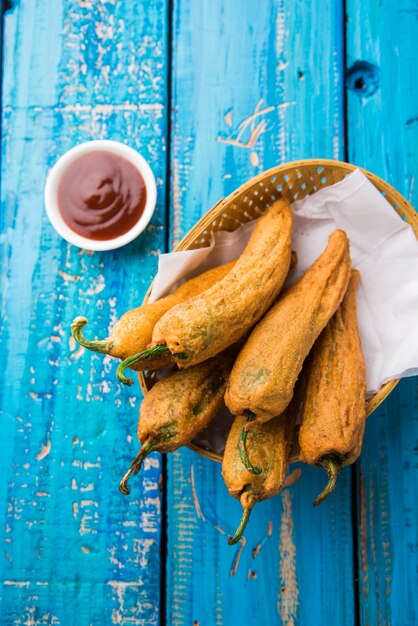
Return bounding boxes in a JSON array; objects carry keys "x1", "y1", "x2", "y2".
[
  {"x1": 119, "y1": 349, "x2": 236, "y2": 494},
  {"x1": 225, "y1": 229, "x2": 351, "y2": 427},
  {"x1": 299, "y1": 270, "x2": 366, "y2": 504},
  {"x1": 151, "y1": 199, "x2": 293, "y2": 367},
  {"x1": 222, "y1": 394, "x2": 297, "y2": 544},
  {"x1": 71, "y1": 260, "x2": 234, "y2": 371}
]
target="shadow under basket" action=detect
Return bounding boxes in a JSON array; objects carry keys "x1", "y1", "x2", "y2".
[{"x1": 138, "y1": 158, "x2": 418, "y2": 464}]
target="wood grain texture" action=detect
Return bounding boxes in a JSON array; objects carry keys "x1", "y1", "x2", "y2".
[
  {"x1": 166, "y1": 2, "x2": 355, "y2": 624},
  {"x1": 346, "y1": 2, "x2": 418, "y2": 623},
  {"x1": 0, "y1": 1, "x2": 168, "y2": 623},
  {"x1": 169, "y1": 0, "x2": 345, "y2": 249},
  {"x1": 2, "y1": 1, "x2": 416, "y2": 623}
]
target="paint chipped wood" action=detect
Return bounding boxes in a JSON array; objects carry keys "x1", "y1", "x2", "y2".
[
  {"x1": 0, "y1": 0, "x2": 168, "y2": 623},
  {"x1": 346, "y1": 0, "x2": 418, "y2": 622},
  {"x1": 1, "y1": 0, "x2": 417, "y2": 624},
  {"x1": 166, "y1": 1, "x2": 355, "y2": 625}
]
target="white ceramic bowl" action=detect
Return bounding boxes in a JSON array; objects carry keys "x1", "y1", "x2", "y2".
[{"x1": 44, "y1": 140, "x2": 157, "y2": 251}]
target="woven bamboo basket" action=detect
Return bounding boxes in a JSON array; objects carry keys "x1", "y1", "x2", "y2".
[{"x1": 138, "y1": 158, "x2": 418, "y2": 464}]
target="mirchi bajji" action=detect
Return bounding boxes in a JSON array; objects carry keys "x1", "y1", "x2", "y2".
[
  {"x1": 299, "y1": 270, "x2": 366, "y2": 506},
  {"x1": 222, "y1": 397, "x2": 297, "y2": 545},
  {"x1": 225, "y1": 229, "x2": 351, "y2": 431},
  {"x1": 119, "y1": 349, "x2": 237, "y2": 494},
  {"x1": 116, "y1": 199, "x2": 293, "y2": 382},
  {"x1": 71, "y1": 260, "x2": 235, "y2": 374}
]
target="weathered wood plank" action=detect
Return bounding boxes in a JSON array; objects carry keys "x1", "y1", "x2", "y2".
[
  {"x1": 346, "y1": 2, "x2": 418, "y2": 623},
  {"x1": 167, "y1": 2, "x2": 355, "y2": 624},
  {"x1": 0, "y1": 1, "x2": 168, "y2": 623}
]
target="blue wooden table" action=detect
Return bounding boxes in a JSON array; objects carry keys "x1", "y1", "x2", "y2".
[{"x1": 1, "y1": 1, "x2": 417, "y2": 624}]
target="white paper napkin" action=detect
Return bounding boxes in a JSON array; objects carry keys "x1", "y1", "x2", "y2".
[{"x1": 149, "y1": 169, "x2": 418, "y2": 395}]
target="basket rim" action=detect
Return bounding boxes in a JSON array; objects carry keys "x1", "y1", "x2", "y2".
[{"x1": 139, "y1": 158, "x2": 417, "y2": 464}]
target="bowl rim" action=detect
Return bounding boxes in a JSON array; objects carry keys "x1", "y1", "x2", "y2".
[
  {"x1": 44, "y1": 139, "x2": 157, "y2": 252},
  {"x1": 139, "y1": 157, "x2": 417, "y2": 463}
]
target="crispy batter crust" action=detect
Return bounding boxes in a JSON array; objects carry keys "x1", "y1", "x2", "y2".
[
  {"x1": 152, "y1": 200, "x2": 293, "y2": 367},
  {"x1": 137, "y1": 350, "x2": 236, "y2": 452},
  {"x1": 222, "y1": 405, "x2": 296, "y2": 503},
  {"x1": 110, "y1": 261, "x2": 235, "y2": 369},
  {"x1": 225, "y1": 230, "x2": 351, "y2": 426},
  {"x1": 299, "y1": 270, "x2": 366, "y2": 466}
]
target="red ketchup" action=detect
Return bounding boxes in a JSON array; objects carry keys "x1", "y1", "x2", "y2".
[{"x1": 58, "y1": 152, "x2": 147, "y2": 241}]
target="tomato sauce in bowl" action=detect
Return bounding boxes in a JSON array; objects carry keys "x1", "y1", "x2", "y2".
[
  {"x1": 58, "y1": 152, "x2": 147, "y2": 241},
  {"x1": 44, "y1": 140, "x2": 156, "y2": 251}
]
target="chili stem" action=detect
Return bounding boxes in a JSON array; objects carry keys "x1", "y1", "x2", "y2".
[
  {"x1": 228, "y1": 506, "x2": 254, "y2": 545},
  {"x1": 71, "y1": 316, "x2": 111, "y2": 354},
  {"x1": 119, "y1": 441, "x2": 155, "y2": 495},
  {"x1": 313, "y1": 456, "x2": 341, "y2": 506},
  {"x1": 116, "y1": 344, "x2": 171, "y2": 385},
  {"x1": 238, "y1": 411, "x2": 262, "y2": 475}
]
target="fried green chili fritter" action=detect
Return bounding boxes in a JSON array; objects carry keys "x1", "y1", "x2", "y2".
[{"x1": 299, "y1": 270, "x2": 366, "y2": 505}]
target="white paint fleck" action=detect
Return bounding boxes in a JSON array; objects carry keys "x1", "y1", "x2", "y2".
[
  {"x1": 132, "y1": 538, "x2": 154, "y2": 568},
  {"x1": 250, "y1": 151, "x2": 259, "y2": 167},
  {"x1": 190, "y1": 465, "x2": 205, "y2": 522},
  {"x1": 84, "y1": 461, "x2": 101, "y2": 469},
  {"x1": 85, "y1": 273, "x2": 106, "y2": 295},
  {"x1": 108, "y1": 546, "x2": 124, "y2": 569},
  {"x1": 58, "y1": 269, "x2": 82, "y2": 284},
  {"x1": 143, "y1": 457, "x2": 159, "y2": 470},
  {"x1": 80, "y1": 483, "x2": 94, "y2": 492},
  {"x1": 4, "y1": 580, "x2": 30, "y2": 587},
  {"x1": 80, "y1": 499, "x2": 98, "y2": 508},
  {"x1": 71, "y1": 346, "x2": 85, "y2": 361},
  {"x1": 224, "y1": 110, "x2": 233, "y2": 127},
  {"x1": 100, "y1": 380, "x2": 111, "y2": 394},
  {"x1": 277, "y1": 490, "x2": 299, "y2": 624},
  {"x1": 107, "y1": 581, "x2": 144, "y2": 625},
  {"x1": 36, "y1": 440, "x2": 51, "y2": 461}
]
